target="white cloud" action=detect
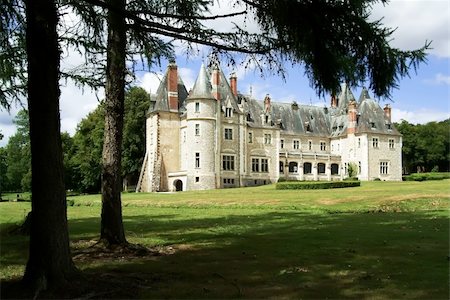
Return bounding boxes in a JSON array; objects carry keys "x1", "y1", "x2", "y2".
[
  {"x1": 424, "y1": 73, "x2": 450, "y2": 85},
  {"x1": 136, "y1": 72, "x2": 164, "y2": 95},
  {"x1": 371, "y1": 0, "x2": 450, "y2": 57},
  {"x1": 392, "y1": 107, "x2": 450, "y2": 124}
]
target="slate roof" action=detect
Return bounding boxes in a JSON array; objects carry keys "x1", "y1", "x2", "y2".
[
  {"x1": 148, "y1": 66, "x2": 189, "y2": 113},
  {"x1": 189, "y1": 63, "x2": 214, "y2": 100}
]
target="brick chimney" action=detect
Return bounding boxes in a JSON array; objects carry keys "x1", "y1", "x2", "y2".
[
  {"x1": 347, "y1": 100, "x2": 357, "y2": 135},
  {"x1": 211, "y1": 65, "x2": 220, "y2": 101},
  {"x1": 264, "y1": 94, "x2": 271, "y2": 113},
  {"x1": 167, "y1": 60, "x2": 178, "y2": 111},
  {"x1": 331, "y1": 94, "x2": 338, "y2": 108},
  {"x1": 230, "y1": 72, "x2": 237, "y2": 97},
  {"x1": 384, "y1": 104, "x2": 392, "y2": 123}
]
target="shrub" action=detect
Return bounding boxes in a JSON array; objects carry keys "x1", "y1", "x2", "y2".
[
  {"x1": 403, "y1": 172, "x2": 450, "y2": 181},
  {"x1": 276, "y1": 181, "x2": 360, "y2": 190}
]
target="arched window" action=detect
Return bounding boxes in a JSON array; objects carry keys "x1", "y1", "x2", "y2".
[
  {"x1": 289, "y1": 162, "x2": 298, "y2": 173},
  {"x1": 303, "y1": 162, "x2": 312, "y2": 174},
  {"x1": 331, "y1": 163, "x2": 339, "y2": 175},
  {"x1": 318, "y1": 163, "x2": 326, "y2": 174}
]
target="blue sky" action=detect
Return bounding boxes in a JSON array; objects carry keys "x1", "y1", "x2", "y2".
[{"x1": 0, "y1": 0, "x2": 449, "y2": 147}]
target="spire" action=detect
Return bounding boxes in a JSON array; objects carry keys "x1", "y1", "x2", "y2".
[
  {"x1": 358, "y1": 87, "x2": 370, "y2": 103},
  {"x1": 189, "y1": 63, "x2": 213, "y2": 99}
]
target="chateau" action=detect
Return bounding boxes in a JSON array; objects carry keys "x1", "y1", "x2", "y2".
[{"x1": 136, "y1": 61, "x2": 402, "y2": 192}]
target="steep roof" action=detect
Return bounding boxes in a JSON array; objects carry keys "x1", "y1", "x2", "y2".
[
  {"x1": 149, "y1": 66, "x2": 188, "y2": 113},
  {"x1": 188, "y1": 63, "x2": 214, "y2": 100}
]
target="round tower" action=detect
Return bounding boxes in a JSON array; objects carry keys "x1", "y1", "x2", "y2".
[{"x1": 185, "y1": 64, "x2": 218, "y2": 190}]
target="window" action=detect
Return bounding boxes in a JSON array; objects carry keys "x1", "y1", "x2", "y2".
[
  {"x1": 195, "y1": 176, "x2": 200, "y2": 183},
  {"x1": 261, "y1": 159, "x2": 269, "y2": 172},
  {"x1": 331, "y1": 163, "x2": 339, "y2": 175},
  {"x1": 358, "y1": 138, "x2": 361, "y2": 148},
  {"x1": 308, "y1": 140, "x2": 312, "y2": 151},
  {"x1": 183, "y1": 131, "x2": 186, "y2": 143},
  {"x1": 320, "y1": 141, "x2": 326, "y2": 151},
  {"x1": 389, "y1": 139, "x2": 395, "y2": 149},
  {"x1": 288, "y1": 162, "x2": 298, "y2": 173},
  {"x1": 223, "y1": 178, "x2": 235, "y2": 185},
  {"x1": 293, "y1": 140, "x2": 300, "y2": 150},
  {"x1": 195, "y1": 123, "x2": 200, "y2": 136},
  {"x1": 248, "y1": 132, "x2": 253, "y2": 143},
  {"x1": 264, "y1": 134, "x2": 271, "y2": 144},
  {"x1": 303, "y1": 162, "x2": 312, "y2": 174},
  {"x1": 370, "y1": 122, "x2": 376, "y2": 129},
  {"x1": 279, "y1": 161, "x2": 284, "y2": 172},
  {"x1": 195, "y1": 152, "x2": 200, "y2": 168},
  {"x1": 222, "y1": 155, "x2": 235, "y2": 171},
  {"x1": 318, "y1": 163, "x2": 325, "y2": 174},
  {"x1": 225, "y1": 128, "x2": 233, "y2": 140},
  {"x1": 380, "y1": 161, "x2": 389, "y2": 174},
  {"x1": 280, "y1": 139, "x2": 284, "y2": 149},
  {"x1": 372, "y1": 137, "x2": 379, "y2": 148},
  {"x1": 195, "y1": 102, "x2": 200, "y2": 112},
  {"x1": 252, "y1": 158, "x2": 259, "y2": 172},
  {"x1": 358, "y1": 161, "x2": 361, "y2": 174},
  {"x1": 225, "y1": 107, "x2": 232, "y2": 117}
]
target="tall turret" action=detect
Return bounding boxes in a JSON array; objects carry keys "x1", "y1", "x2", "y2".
[{"x1": 185, "y1": 64, "x2": 217, "y2": 190}]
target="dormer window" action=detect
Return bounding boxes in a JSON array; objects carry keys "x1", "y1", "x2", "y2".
[
  {"x1": 265, "y1": 115, "x2": 269, "y2": 124},
  {"x1": 305, "y1": 122, "x2": 312, "y2": 132},
  {"x1": 225, "y1": 107, "x2": 233, "y2": 118},
  {"x1": 370, "y1": 121, "x2": 376, "y2": 129},
  {"x1": 247, "y1": 113, "x2": 252, "y2": 122},
  {"x1": 386, "y1": 123, "x2": 392, "y2": 130}
]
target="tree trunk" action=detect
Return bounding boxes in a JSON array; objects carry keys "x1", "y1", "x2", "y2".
[
  {"x1": 23, "y1": 0, "x2": 77, "y2": 291},
  {"x1": 100, "y1": 0, "x2": 127, "y2": 246}
]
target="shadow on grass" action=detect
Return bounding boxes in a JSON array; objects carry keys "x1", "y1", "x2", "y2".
[{"x1": 1, "y1": 209, "x2": 448, "y2": 299}]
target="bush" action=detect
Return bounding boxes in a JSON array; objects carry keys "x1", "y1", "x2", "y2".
[
  {"x1": 344, "y1": 177, "x2": 359, "y2": 181},
  {"x1": 276, "y1": 181, "x2": 360, "y2": 190},
  {"x1": 403, "y1": 172, "x2": 450, "y2": 181}
]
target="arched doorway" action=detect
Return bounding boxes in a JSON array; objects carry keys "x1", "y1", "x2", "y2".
[{"x1": 174, "y1": 180, "x2": 183, "y2": 191}]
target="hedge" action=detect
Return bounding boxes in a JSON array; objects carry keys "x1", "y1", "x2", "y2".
[
  {"x1": 403, "y1": 172, "x2": 450, "y2": 181},
  {"x1": 276, "y1": 181, "x2": 361, "y2": 190}
]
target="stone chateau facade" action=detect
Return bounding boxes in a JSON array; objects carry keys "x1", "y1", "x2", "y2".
[{"x1": 137, "y1": 61, "x2": 402, "y2": 192}]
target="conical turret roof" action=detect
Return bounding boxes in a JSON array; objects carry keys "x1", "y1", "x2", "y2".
[{"x1": 189, "y1": 63, "x2": 214, "y2": 100}]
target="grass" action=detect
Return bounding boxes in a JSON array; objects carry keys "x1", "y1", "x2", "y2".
[{"x1": 0, "y1": 180, "x2": 449, "y2": 299}]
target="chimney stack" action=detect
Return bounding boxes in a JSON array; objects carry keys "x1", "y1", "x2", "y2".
[
  {"x1": 331, "y1": 94, "x2": 338, "y2": 108},
  {"x1": 211, "y1": 65, "x2": 220, "y2": 101},
  {"x1": 384, "y1": 104, "x2": 392, "y2": 123},
  {"x1": 264, "y1": 94, "x2": 271, "y2": 113},
  {"x1": 167, "y1": 60, "x2": 178, "y2": 111},
  {"x1": 347, "y1": 100, "x2": 357, "y2": 135},
  {"x1": 230, "y1": 72, "x2": 237, "y2": 97}
]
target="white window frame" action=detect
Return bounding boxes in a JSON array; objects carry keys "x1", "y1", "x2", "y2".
[
  {"x1": 389, "y1": 138, "x2": 395, "y2": 149},
  {"x1": 264, "y1": 133, "x2": 272, "y2": 145},
  {"x1": 293, "y1": 140, "x2": 300, "y2": 150},
  {"x1": 195, "y1": 123, "x2": 200, "y2": 136},
  {"x1": 224, "y1": 128, "x2": 233, "y2": 140},
  {"x1": 248, "y1": 132, "x2": 253, "y2": 143},
  {"x1": 261, "y1": 158, "x2": 269, "y2": 173},
  {"x1": 380, "y1": 161, "x2": 389, "y2": 175},
  {"x1": 195, "y1": 102, "x2": 200, "y2": 113},
  {"x1": 372, "y1": 137, "x2": 379, "y2": 148},
  {"x1": 320, "y1": 141, "x2": 326, "y2": 151},
  {"x1": 195, "y1": 152, "x2": 200, "y2": 168},
  {"x1": 308, "y1": 140, "x2": 312, "y2": 151},
  {"x1": 280, "y1": 139, "x2": 284, "y2": 149},
  {"x1": 222, "y1": 155, "x2": 235, "y2": 171},
  {"x1": 225, "y1": 107, "x2": 233, "y2": 118}
]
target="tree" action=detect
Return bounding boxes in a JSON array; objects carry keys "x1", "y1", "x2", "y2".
[
  {"x1": 21, "y1": 0, "x2": 77, "y2": 292},
  {"x1": 122, "y1": 87, "x2": 149, "y2": 190},
  {"x1": 4, "y1": 110, "x2": 31, "y2": 191}
]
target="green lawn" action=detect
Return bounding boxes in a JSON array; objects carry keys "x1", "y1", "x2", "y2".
[{"x1": 1, "y1": 180, "x2": 449, "y2": 299}]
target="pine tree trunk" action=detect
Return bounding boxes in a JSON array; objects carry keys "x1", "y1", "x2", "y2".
[
  {"x1": 22, "y1": 0, "x2": 77, "y2": 291},
  {"x1": 100, "y1": 0, "x2": 127, "y2": 246}
]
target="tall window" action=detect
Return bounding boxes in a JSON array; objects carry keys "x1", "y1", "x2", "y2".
[
  {"x1": 195, "y1": 123, "x2": 200, "y2": 136},
  {"x1": 248, "y1": 132, "x2": 253, "y2": 143},
  {"x1": 279, "y1": 161, "x2": 284, "y2": 172},
  {"x1": 293, "y1": 140, "x2": 300, "y2": 150},
  {"x1": 331, "y1": 163, "x2": 339, "y2": 175},
  {"x1": 225, "y1": 107, "x2": 232, "y2": 117},
  {"x1": 224, "y1": 128, "x2": 233, "y2": 140},
  {"x1": 280, "y1": 139, "x2": 284, "y2": 149},
  {"x1": 389, "y1": 139, "x2": 395, "y2": 149},
  {"x1": 289, "y1": 162, "x2": 298, "y2": 173},
  {"x1": 308, "y1": 140, "x2": 312, "y2": 151},
  {"x1": 264, "y1": 134, "x2": 271, "y2": 144},
  {"x1": 318, "y1": 163, "x2": 325, "y2": 174},
  {"x1": 358, "y1": 138, "x2": 361, "y2": 148},
  {"x1": 372, "y1": 137, "x2": 379, "y2": 148},
  {"x1": 195, "y1": 102, "x2": 200, "y2": 112},
  {"x1": 380, "y1": 161, "x2": 389, "y2": 174},
  {"x1": 303, "y1": 162, "x2": 312, "y2": 174},
  {"x1": 222, "y1": 155, "x2": 235, "y2": 171},
  {"x1": 195, "y1": 152, "x2": 200, "y2": 168},
  {"x1": 261, "y1": 159, "x2": 269, "y2": 172},
  {"x1": 358, "y1": 161, "x2": 361, "y2": 174},
  {"x1": 251, "y1": 158, "x2": 259, "y2": 172},
  {"x1": 320, "y1": 141, "x2": 326, "y2": 151}
]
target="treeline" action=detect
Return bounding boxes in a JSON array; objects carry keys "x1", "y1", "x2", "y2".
[
  {"x1": 0, "y1": 87, "x2": 149, "y2": 193},
  {"x1": 395, "y1": 119, "x2": 450, "y2": 174}
]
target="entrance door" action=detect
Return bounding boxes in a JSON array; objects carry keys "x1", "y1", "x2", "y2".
[{"x1": 174, "y1": 180, "x2": 183, "y2": 191}]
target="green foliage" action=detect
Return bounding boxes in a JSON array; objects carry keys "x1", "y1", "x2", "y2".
[
  {"x1": 403, "y1": 172, "x2": 450, "y2": 182},
  {"x1": 4, "y1": 110, "x2": 30, "y2": 191},
  {"x1": 347, "y1": 162, "x2": 358, "y2": 178},
  {"x1": 276, "y1": 181, "x2": 360, "y2": 190},
  {"x1": 395, "y1": 119, "x2": 450, "y2": 173}
]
